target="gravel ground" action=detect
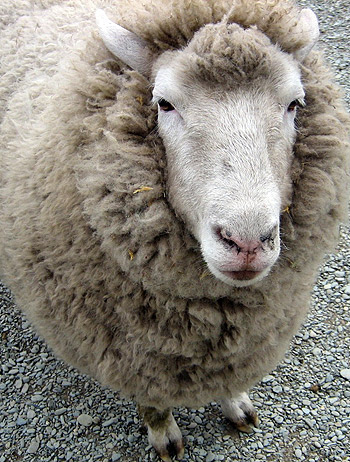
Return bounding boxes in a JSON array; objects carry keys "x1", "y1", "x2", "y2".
[{"x1": 1, "y1": 1, "x2": 349, "y2": 461}]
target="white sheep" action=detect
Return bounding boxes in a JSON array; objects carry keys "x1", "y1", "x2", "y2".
[{"x1": 0, "y1": 0, "x2": 349, "y2": 460}]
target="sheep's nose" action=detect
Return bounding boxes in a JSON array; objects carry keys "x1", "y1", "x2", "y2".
[{"x1": 217, "y1": 225, "x2": 278, "y2": 253}]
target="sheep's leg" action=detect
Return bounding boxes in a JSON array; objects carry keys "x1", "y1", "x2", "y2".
[
  {"x1": 138, "y1": 406, "x2": 184, "y2": 461},
  {"x1": 219, "y1": 392, "x2": 259, "y2": 433}
]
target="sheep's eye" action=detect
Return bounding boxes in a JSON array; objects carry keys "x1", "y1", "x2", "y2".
[
  {"x1": 158, "y1": 98, "x2": 175, "y2": 112},
  {"x1": 287, "y1": 99, "x2": 304, "y2": 112}
]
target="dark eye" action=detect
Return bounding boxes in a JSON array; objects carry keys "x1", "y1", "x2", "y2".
[
  {"x1": 158, "y1": 98, "x2": 175, "y2": 112},
  {"x1": 287, "y1": 99, "x2": 304, "y2": 112}
]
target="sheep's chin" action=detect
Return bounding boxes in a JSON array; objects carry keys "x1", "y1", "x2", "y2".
[{"x1": 207, "y1": 264, "x2": 271, "y2": 287}]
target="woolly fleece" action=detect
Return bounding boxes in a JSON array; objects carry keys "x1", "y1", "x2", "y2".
[{"x1": 0, "y1": 0, "x2": 349, "y2": 410}]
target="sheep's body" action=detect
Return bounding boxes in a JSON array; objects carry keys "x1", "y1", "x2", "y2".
[{"x1": 0, "y1": 0, "x2": 349, "y2": 457}]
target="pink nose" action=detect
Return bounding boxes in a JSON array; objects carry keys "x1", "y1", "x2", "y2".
[{"x1": 217, "y1": 226, "x2": 277, "y2": 259}]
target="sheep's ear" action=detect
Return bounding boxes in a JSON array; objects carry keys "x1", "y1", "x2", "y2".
[
  {"x1": 96, "y1": 9, "x2": 154, "y2": 77},
  {"x1": 293, "y1": 9, "x2": 319, "y2": 62}
]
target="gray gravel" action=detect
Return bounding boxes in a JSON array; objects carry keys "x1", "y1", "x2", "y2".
[{"x1": 1, "y1": 1, "x2": 350, "y2": 461}]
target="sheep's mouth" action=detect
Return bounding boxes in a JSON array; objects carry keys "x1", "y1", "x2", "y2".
[{"x1": 220, "y1": 270, "x2": 263, "y2": 281}]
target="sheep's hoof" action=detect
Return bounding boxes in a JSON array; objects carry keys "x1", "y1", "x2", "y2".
[
  {"x1": 138, "y1": 406, "x2": 184, "y2": 461},
  {"x1": 149, "y1": 417, "x2": 184, "y2": 461},
  {"x1": 219, "y1": 392, "x2": 259, "y2": 433},
  {"x1": 156, "y1": 436, "x2": 184, "y2": 462}
]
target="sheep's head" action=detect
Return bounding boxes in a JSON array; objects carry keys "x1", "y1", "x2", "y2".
[{"x1": 96, "y1": 8, "x2": 319, "y2": 287}]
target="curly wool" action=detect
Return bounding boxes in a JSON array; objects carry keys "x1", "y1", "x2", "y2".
[{"x1": 0, "y1": 0, "x2": 349, "y2": 410}]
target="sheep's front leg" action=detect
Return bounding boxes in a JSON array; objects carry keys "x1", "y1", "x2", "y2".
[
  {"x1": 219, "y1": 392, "x2": 259, "y2": 433},
  {"x1": 138, "y1": 406, "x2": 184, "y2": 461}
]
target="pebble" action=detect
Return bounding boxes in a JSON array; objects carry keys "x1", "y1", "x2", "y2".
[
  {"x1": 16, "y1": 417, "x2": 27, "y2": 426},
  {"x1": 102, "y1": 417, "x2": 117, "y2": 427},
  {"x1": 55, "y1": 408, "x2": 67, "y2": 416},
  {"x1": 21, "y1": 383, "x2": 29, "y2": 393},
  {"x1": 205, "y1": 453, "x2": 215, "y2": 462},
  {"x1": 272, "y1": 385, "x2": 283, "y2": 393},
  {"x1": 27, "y1": 410, "x2": 36, "y2": 420},
  {"x1": 77, "y1": 414, "x2": 93, "y2": 427},
  {"x1": 340, "y1": 369, "x2": 350, "y2": 380},
  {"x1": 27, "y1": 440, "x2": 39, "y2": 454}
]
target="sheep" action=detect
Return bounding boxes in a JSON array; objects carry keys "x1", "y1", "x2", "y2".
[{"x1": 0, "y1": 0, "x2": 349, "y2": 460}]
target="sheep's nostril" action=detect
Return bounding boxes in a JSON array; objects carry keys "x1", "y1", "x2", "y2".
[
  {"x1": 216, "y1": 227, "x2": 242, "y2": 252},
  {"x1": 260, "y1": 232, "x2": 272, "y2": 243},
  {"x1": 260, "y1": 224, "x2": 278, "y2": 243}
]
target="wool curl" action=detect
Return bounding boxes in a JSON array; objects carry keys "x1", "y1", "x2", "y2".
[{"x1": 0, "y1": 0, "x2": 349, "y2": 410}]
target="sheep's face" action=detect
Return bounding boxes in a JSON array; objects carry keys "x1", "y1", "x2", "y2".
[
  {"x1": 97, "y1": 10, "x2": 319, "y2": 287},
  {"x1": 152, "y1": 25, "x2": 305, "y2": 287}
]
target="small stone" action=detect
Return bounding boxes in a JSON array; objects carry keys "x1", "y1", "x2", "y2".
[
  {"x1": 27, "y1": 410, "x2": 36, "y2": 420},
  {"x1": 21, "y1": 383, "x2": 29, "y2": 394},
  {"x1": 102, "y1": 417, "x2": 117, "y2": 427},
  {"x1": 310, "y1": 384, "x2": 321, "y2": 393},
  {"x1": 304, "y1": 418, "x2": 316, "y2": 428},
  {"x1": 343, "y1": 285, "x2": 350, "y2": 295},
  {"x1": 206, "y1": 453, "x2": 215, "y2": 462},
  {"x1": 31, "y1": 394, "x2": 43, "y2": 402},
  {"x1": 272, "y1": 385, "x2": 283, "y2": 393},
  {"x1": 295, "y1": 448, "x2": 303, "y2": 458},
  {"x1": 8, "y1": 368, "x2": 19, "y2": 375},
  {"x1": 16, "y1": 417, "x2": 27, "y2": 426},
  {"x1": 112, "y1": 453, "x2": 121, "y2": 461},
  {"x1": 55, "y1": 408, "x2": 67, "y2": 416},
  {"x1": 262, "y1": 375, "x2": 274, "y2": 383},
  {"x1": 15, "y1": 379, "x2": 23, "y2": 389},
  {"x1": 312, "y1": 348, "x2": 322, "y2": 356},
  {"x1": 340, "y1": 369, "x2": 350, "y2": 380},
  {"x1": 77, "y1": 414, "x2": 93, "y2": 427},
  {"x1": 27, "y1": 440, "x2": 39, "y2": 454}
]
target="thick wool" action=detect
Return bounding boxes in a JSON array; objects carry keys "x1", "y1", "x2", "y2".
[{"x1": 0, "y1": 0, "x2": 349, "y2": 410}]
